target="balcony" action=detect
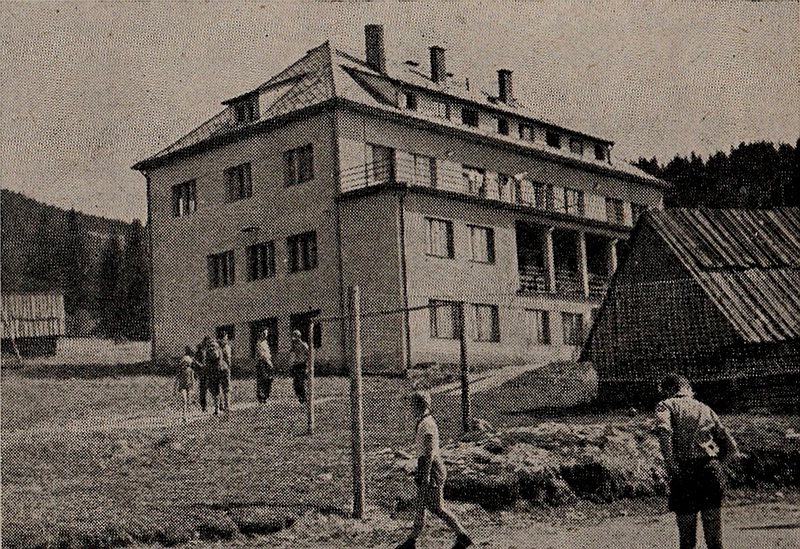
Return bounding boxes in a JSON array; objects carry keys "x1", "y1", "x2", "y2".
[
  {"x1": 339, "y1": 158, "x2": 635, "y2": 227},
  {"x1": 555, "y1": 269, "x2": 583, "y2": 297},
  {"x1": 519, "y1": 265, "x2": 548, "y2": 294},
  {"x1": 588, "y1": 272, "x2": 610, "y2": 299}
]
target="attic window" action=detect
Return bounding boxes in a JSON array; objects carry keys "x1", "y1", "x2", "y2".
[
  {"x1": 545, "y1": 131, "x2": 561, "y2": 149},
  {"x1": 233, "y1": 97, "x2": 259, "y2": 124},
  {"x1": 462, "y1": 108, "x2": 479, "y2": 127},
  {"x1": 594, "y1": 143, "x2": 607, "y2": 162},
  {"x1": 405, "y1": 92, "x2": 418, "y2": 110},
  {"x1": 497, "y1": 118, "x2": 509, "y2": 136},
  {"x1": 569, "y1": 138, "x2": 583, "y2": 155}
]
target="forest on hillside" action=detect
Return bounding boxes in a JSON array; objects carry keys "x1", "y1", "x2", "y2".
[
  {"x1": 634, "y1": 140, "x2": 798, "y2": 208},
  {"x1": 1, "y1": 190, "x2": 149, "y2": 340}
]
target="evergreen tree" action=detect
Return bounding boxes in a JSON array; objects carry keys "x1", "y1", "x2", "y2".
[
  {"x1": 122, "y1": 220, "x2": 150, "y2": 340},
  {"x1": 98, "y1": 236, "x2": 126, "y2": 339}
]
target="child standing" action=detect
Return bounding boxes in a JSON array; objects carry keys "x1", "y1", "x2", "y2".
[
  {"x1": 174, "y1": 347, "x2": 196, "y2": 423},
  {"x1": 396, "y1": 391, "x2": 473, "y2": 549}
]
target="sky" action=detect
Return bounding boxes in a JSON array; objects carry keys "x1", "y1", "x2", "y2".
[{"x1": 1, "y1": 1, "x2": 797, "y2": 222}]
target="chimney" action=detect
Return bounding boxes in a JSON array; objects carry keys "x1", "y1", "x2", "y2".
[
  {"x1": 429, "y1": 46, "x2": 446, "y2": 83},
  {"x1": 365, "y1": 24, "x2": 386, "y2": 73},
  {"x1": 498, "y1": 69, "x2": 513, "y2": 103}
]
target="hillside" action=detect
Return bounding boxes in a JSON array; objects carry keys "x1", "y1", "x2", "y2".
[{"x1": 0, "y1": 189, "x2": 149, "y2": 339}]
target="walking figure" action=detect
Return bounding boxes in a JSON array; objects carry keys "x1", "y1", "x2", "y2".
[
  {"x1": 655, "y1": 374, "x2": 740, "y2": 549},
  {"x1": 289, "y1": 329, "x2": 309, "y2": 404},
  {"x1": 194, "y1": 336, "x2": 211, "y2": 412},
  {"x1": 174, "y1": 346, "x2": 196, "y2": 423},
  {"x1": 255, "y1": 328, "x2": 274, "y2": 403},
  {"x1": 396, "y1": 391, "x2": 473, "y2": 549},
  {"x1": 205, "y1": 339, "x2": 231, "y2": 415}
]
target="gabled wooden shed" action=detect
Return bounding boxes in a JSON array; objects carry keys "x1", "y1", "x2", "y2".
[
  {"x1": 582, "y1": 208, "x2": 800, "y2": 409},
  {"x1": 1, "y1": 292, "x2": 66, "y2": 358}
]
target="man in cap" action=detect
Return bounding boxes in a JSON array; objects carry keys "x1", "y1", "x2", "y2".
[
  {"x1": 288, "y1": 329, "x2": 310, "y2": 403},
  {"x1": 255, "y1": 328, "x2": 274, "y2": 403}
]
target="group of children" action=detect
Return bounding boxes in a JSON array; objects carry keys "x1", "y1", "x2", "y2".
[
  {"x1": 176, "y1": 330, "x2": 737, "y2": 549},
  {"x1": 173, "y1": 332, "x2": 233, "y2": 421},
  {"x1": 174, "y1": 328, "x2": 313, "y2": 422}
]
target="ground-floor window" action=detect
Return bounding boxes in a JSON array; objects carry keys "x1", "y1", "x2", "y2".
[
  {"x1": 249, "y1": 317, "x2": 278, "y2": 357},
  {"x1": 525, "y1": 309, "x2": 551, "y2": 344},
  {"x1": 473, "y1": 304, "x2": 500, "y2": 342},
  {"x1": 429, "y1": 300, "x2": 458, "y2": 339},
  {"x1": 289, "y1": 310, "x2": 322, "y2": 348},
  {"x1": 561, "y1": 312, "x2": 584, "y2": 345}
]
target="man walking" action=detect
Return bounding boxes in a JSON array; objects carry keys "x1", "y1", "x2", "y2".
[
  {"x1": 255, "y1": 328, "x2": 274, "y2": 403},
  {"x1": 289, "y1": 329, "x2": 309, "y2": 404},
  {"x1": 194, "y1": 337, "x2": 211, "y2": 412}
]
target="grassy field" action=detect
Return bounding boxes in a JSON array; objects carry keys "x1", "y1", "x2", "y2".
[{"x1": 2, "y1": 365, "x2": 798, "y2": 548}]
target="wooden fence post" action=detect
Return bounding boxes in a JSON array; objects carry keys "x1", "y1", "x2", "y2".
[
  {"x1": 306, "y1": 316, "x2": 316, "y2": 436},
  {"x1": 349, "y1": 286, "x2": 366, "y2": 518},
  {"x1": 458, "y1": 301, "x2": 471, "y2": 433}
]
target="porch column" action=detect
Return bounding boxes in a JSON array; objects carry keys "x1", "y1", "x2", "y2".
[
  {"x1": 543, "y1": 227, "x2": 556, "y2": 293},
  {"x1": 578, "y1": 231, "x2": 589, "y2": 298},
  {"x1": 607, "y1": 238, "x2": 618, "y2": 275}
]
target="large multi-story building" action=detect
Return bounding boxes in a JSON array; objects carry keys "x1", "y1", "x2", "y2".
[{"x1": 134, "y1": 25, "x2": 666, "y2": 373}]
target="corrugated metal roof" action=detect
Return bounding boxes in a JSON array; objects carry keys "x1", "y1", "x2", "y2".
[
  {"x1": 1, "y1": 292, "x2": 66, "y2": 339},
  {"x1": 647, "y1": 208, "x2": 800, "y2": 344},
  {"x1": 133, "y1": 41, "x2": 663, "y2": 186}
]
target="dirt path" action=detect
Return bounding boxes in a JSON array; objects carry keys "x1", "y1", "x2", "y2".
[{"x1": 208, "y1": 501, "x2": 799, "y2": 548}]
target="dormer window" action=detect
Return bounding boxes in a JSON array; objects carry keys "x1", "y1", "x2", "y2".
[
  {"x1": 405, "y1": 92, "x2": 418, "y2": 110},
  {"x1": 569, "y1": 138, "x2": 583, "y2": 155},
  {"x1": 594, "y1": 143, "x2": 608, "y2": 162},
  {"x1": 462, "y1": 108, "x2": 479, "y2": 127},
  {"x1": 497, "y1": 117, "x2": 509, "y2": 135},
  {"x1": 233, "y1": 97, "x2": 259, "y2": 124},
  {"x1": 545, "y1": 131, "x2": 561, "y2": 149}
]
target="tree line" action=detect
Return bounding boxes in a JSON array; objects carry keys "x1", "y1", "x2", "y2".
[
  {"x1": 633, "y1": 140, "x2": 798, "y2": 208},
  {"x1": 1, "y1": 190, "x2": 149, "y2": 341}
]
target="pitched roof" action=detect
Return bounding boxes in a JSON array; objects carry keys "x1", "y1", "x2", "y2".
[
  {"x1": 133, "y1": 40, "x2": 663, "y2": 187},
  {"x1": 646, "y1": 208, "x2": 800, "y2": 343}
]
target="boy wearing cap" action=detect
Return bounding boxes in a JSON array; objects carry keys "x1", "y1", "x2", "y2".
[
  {"x1": 289, "y1": 329, "x2": 309, "y2": 404},
  {"x1": 396, "y1": 391, "x2": 473, "y2": 549}
]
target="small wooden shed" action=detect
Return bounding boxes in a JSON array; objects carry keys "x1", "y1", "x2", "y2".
[
  {"x1": 582, "y1": 208, "x2": 800, "y2": 409},
  {"x1": 1, "y1": 292, "x2": 66, "y2": 358}
]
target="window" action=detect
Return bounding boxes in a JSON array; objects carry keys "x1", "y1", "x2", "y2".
[
  {"x1": 594, "y1": 144, "x2": 607, "y2": 161},
  {"x1": 564, "y1": 188, "x2": 584, "y2": 216},
  {"x1": 426, "y1": 218, "x2": 454, "y2": 258},
  {"x1": 225, "y1": 163, "x2": 252, "y2": 201},
  {"x1": 462, "y1": 166, "x2": 486, "y2": 195},
  {"x1": 473, "y1": 304, "x2": 500, "y2": 342},
  {"x1": 497, "y1": 117, "x2": 509, "y2": 135},
  {"x1": 171, "y1": 180, "x2": 197, "y2": 217},
  {"x1": 461, "y1": 108, "x2": 479, "y2": 127},
  {"x1": 249, "y1": 317, "x2": 278, "y2": 358},
  {"x1": 246, "y1": 241, "x2": 275, "y2": 281},
  {"x1": 562, "y1": 312, "x2": 584, "y2": 346},
  {"x1": 412, "y1": 153, "x2": 436, "y2": 187},
  {"x1": 605, "y1": 197, "x2": 625, "y2": 224},
  {"x1": 283, "y1": 144, "x2": 314, "y2": 185},
  {"x1": 216, "y1": 324, "x2": 236, "y2": 341},
  {"x1": 233, "y1": 97, "x2": 258, "y2": 124},
  {"x1": 519, "y1": 124, "x2": 532, "y2": 140},
  {"x1": 368, "y1": 144, "x2": 394, "y2": 185},
  {"x1": 287, "y1": 231, "x2": 317, "y2": 272},
  {"x1": 290, "y1": 310, "x2": 322, "y2": 348},
  {"x1": 546, "y1": 131, "x2": 561, "y2": 148},
  {"x1": 469, "y1": 225, "x2": 495, "y2": 263},
  {"x1": 631, "y1": 203, "x2": 646, "y2": 224},
  {"x1": 428, "y1": 100, "x2": 450, "y2": 120},
  {"x1": 405, "y1": 91, "x2": 418, "y2": 110},
  {"x1": 429, "y1": 300, "x2": 458, "y2": 339},
  {"x1": 525, "y1": 309, "x2": 551, "y2": 345},
  {"x1": 569, "y1": 139, "x2": 583, "y2": 155},
  {"x1": 208, "y1": 250, "x2": 235, "y2": 288}
]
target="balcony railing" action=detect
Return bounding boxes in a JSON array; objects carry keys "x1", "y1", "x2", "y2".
[
  {"x1": 555, "y1": 269, "x2": 583, "y2": 296},
  {"x1": 588, "y1": 272, "x2": 610, "y2": 299},
  {"x1": 339, "y1": 160, "x2": 636, "y2": 228},
  {"x1": 518, "y1": 265, "x2": 548, "y2": 294}
]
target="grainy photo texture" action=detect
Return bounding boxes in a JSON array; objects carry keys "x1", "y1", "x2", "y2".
[{"x1": 1, "y1": 2, "x2": 798, "y2": 548}]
